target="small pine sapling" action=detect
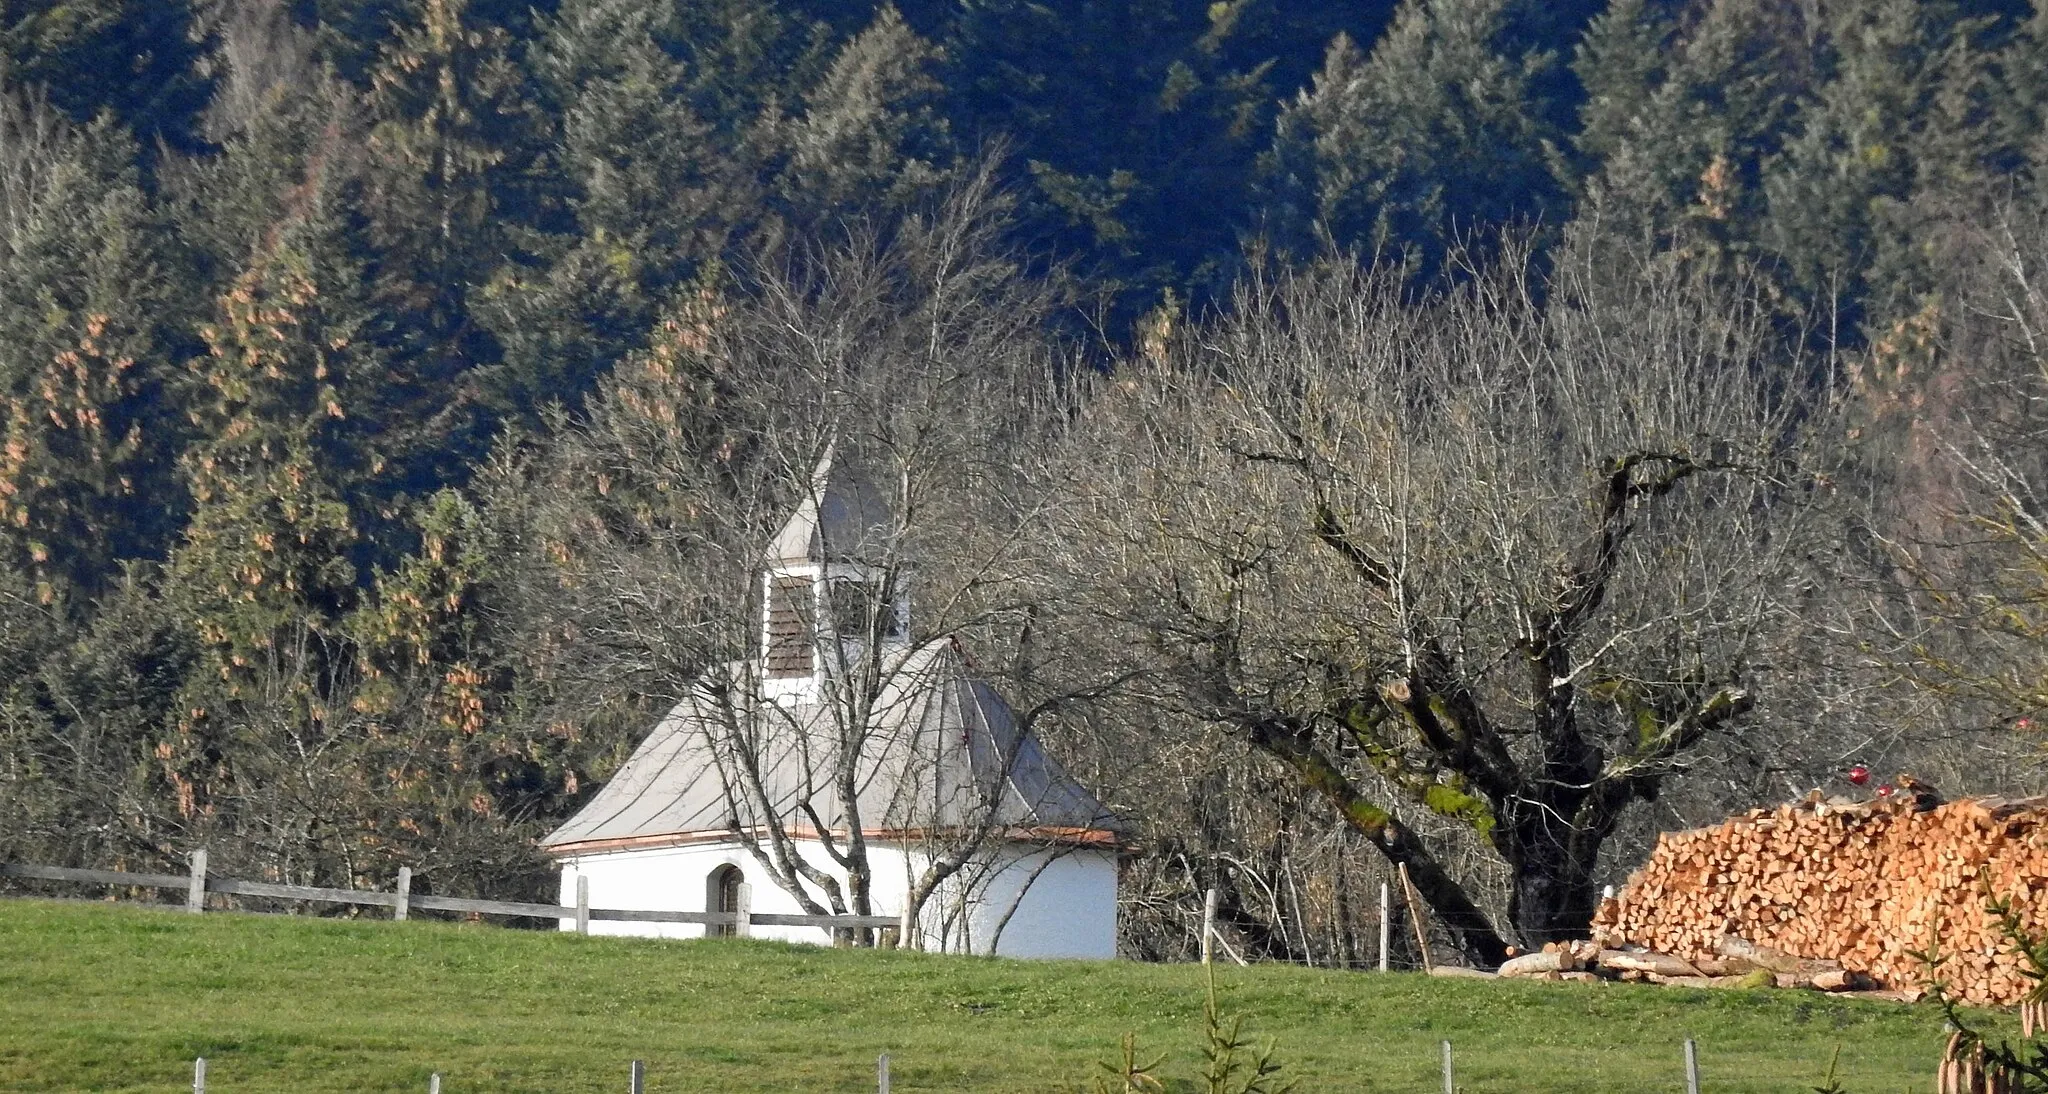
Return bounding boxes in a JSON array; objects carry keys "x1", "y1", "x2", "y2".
[{"x1": 1091, "y1": 965, "x2": 1295, "y2": 1094}]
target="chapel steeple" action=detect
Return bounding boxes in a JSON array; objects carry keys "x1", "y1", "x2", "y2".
[{"x1": 760, "y1": 448, "x2": 908, "y2": 700}]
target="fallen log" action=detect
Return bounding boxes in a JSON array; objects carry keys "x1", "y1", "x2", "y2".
[
  {"x1": 1498, "y1": 952, "x2": 1568, "y2": 978},
  {"x1": 1715, "y1": 935, "x2": 1803, "y2": 974},
  {"x1": 1645, "y1": 973, "x2": 1760, "y2": 990},
  {"x1": 1597, "y1": 949, "x2": 1703, "y2": 979},
  {"x1": 1810, "y1": 969, "x2": 1872, "y2": 992}
]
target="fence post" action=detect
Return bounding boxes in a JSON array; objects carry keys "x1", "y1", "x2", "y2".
[
  {"x1": 1440, "y1": 1039, "x2": 1453, "y2": 1094},
  {"x1": 429, "y1": 1073, "x2": 440, "y2": 1094},
  {"x1": 1398, "y1": 862, "x2": 1432, "y2": 973},
  {"x1": 734, "y1": 881, "x2": 753, "y2": 939},
  {"x1": 1684, "y1": 1038, "x2": 1700, "y2": 1094},
  {"x1": 395, "y1": 867, "x2": 412, "y2": 922},
  {"x1": 1378, "y1": 881, "x2": 1391, "y2": 972},
  {"x1": 1201, "y1": 887, "x2": 1219, "y2": 966},
  {"x1": 878, "y1": 1052, "x2": 891, "y2": 1094},
  {"x1": 186, "y1": 850, "x2": 207, "y2": 914},
  {"x1": 575, "y1": 875, "x2": 590, "y2": 936},
  {"x1": 193, "y1": 1056, "x2": 206, "y2": 1094},
  {"x1": 629, "y1": 1059, "x2": 644, "y2": 1094}
]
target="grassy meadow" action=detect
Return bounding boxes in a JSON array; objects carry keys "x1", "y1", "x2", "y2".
[{"x1": 0, "y1": 896, "x2": 2004, "y2": 1092}]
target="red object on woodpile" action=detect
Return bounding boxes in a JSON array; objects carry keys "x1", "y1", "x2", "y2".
[{"x1": 1847, "y1": 764, "x2": 1870, "y2": 786}]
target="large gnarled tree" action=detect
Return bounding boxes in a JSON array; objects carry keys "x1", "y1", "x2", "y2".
[{"x1": 1053, "y1": 244, "x2": 1830, "y2": 961}]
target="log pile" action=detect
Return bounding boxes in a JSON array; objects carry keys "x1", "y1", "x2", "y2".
[{"x1": 1588, "y1": 792, "x2": 2048, "y2": 1006}]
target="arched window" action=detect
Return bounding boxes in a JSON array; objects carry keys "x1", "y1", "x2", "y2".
[{"x1": 707, "y1": 864, "x2": 744, "y2": 938}]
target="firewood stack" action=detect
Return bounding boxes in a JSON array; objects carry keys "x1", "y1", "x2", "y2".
[{"x1": 1589, "y1": 792, "x2": 2048, "y2": 1006}]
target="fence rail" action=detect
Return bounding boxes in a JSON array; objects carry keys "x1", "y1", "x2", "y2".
[{"x1": 0, "y1": 859, "x2": 900, "y2": 932}]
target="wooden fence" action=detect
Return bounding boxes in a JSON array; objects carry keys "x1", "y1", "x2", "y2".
[{"x1": 0, "y1": 852, "x2": 900, "y2": 935}]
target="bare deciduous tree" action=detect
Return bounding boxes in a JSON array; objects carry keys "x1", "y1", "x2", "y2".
[{"x1": 1043, "y1": 241, "x2": 1838, "y2": 959}]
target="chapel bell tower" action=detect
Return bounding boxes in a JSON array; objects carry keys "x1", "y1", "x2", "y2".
[{"x1": 760, "y1": 449, "x2": 909, "y2": 703}]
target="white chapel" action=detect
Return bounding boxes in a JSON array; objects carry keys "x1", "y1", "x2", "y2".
[{"x1": 540, "y1": 453, "x2": 1125, "y2": 958}]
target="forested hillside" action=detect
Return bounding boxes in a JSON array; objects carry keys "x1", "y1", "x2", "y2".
[{"x1": 4, "y1": 0, "x2": 2048, "y2": 963}]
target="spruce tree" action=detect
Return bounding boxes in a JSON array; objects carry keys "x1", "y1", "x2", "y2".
[
  {"x1": 1761, "y1": 0, "x2": 1990, "y2": 325},
  {"x1": 359, "y1": 0, "x2": 541, "y2": 481},
  {"x1": 1566, "y1": 0, "x2": 1815, "y2": 282},
  {"x1": 476, "y1": 0, "x2": 744, "y2": 424},
  {"x1": 0, "y1": 93, "x2": 182, "y2": 597},
  {"x1": 346, "y1": 487, "x2": 559, "y2": 890},
  {"x1": 158, "y1": 135, "x2": 381, "y2": 865},
  {"x1": 778, "y1": 4, "x2": 954, "y2": 216},
  {"x1": 1569, "y1": 0, "x2": 1671, "y2": 180},
  {"x1": 1268, "y1": 0, "x2": 1563, "y2": 273},
  {"x1": 0, "y1": 0, "x2": 210, "y2": 150},
  {"x1": 941, "y1": 0, "x2": 1332, "y2": 319}
]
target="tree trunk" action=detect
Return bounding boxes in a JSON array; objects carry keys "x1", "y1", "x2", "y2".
[
  {"x1": 1246, "y1": 714, "x2": 1510, "y2": 965},
  {"x1": 1504, "y1": 845, "x2": 1600, "y2": 946}
]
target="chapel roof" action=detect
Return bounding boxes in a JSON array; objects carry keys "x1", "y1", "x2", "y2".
[
  {"x1": 540, "y1": 639, "x2": 1126, "y2": 855},
  {"x1": 765, "y1": 446, "x2": 894, "y2": 566}
]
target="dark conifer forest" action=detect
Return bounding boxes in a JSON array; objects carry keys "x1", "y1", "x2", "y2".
[{"x1": 6, "y1": 0, "x2": 2048, "y2": 960}]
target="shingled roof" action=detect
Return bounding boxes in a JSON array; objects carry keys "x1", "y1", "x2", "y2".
[
  {"x1": 764, "y1": 447, "x2": 894, "y2": 566},
  {"x1": 540, "y1": 639, "x2": 1125, "y2": 855}
]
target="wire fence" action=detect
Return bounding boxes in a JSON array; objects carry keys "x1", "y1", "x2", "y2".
[{"x1": 178, "y1": 1038, "x2": 1713, "y2": 1094}]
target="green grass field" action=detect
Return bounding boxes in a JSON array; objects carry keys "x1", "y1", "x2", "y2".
[{"x1": 0, "y1": 897, "x2": 2009, "y2": 1092}]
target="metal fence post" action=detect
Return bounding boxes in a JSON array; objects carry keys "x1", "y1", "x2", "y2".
[
  {"x1": 1201, "y1": 887, "x2": 1219, "y2": 966},
  {"x1": 575, "y1": 875, "x2": 590, "y2": 936},
  {"x1": 1684, "y1": 1038, "x2": 1700, "y2": 1094},
  {"x1": 878, "y1": 1052, "x2": 891, "y2": 1094},
  {"x1": 193, "y1": 1056, "x2": 206, "y2": 1094},
  {"x1": 629, "y1": 1059, "x2": 644, "y2": 1094},
  {"x1": 734, "y1": 882, "x2": 753, "y2": 939},
  {"x1": 1440, "y1": 1040, "x2": 1454, "y2": 1094},
  {"x1": 186, "y1": 850, "x2": 207, "y2": 914},
  {"x1": 395, "y1": 866, "x2": 412, "y2": 922},
  {"x1": 1378, "y1": 881, "x2": 1391, "y2": 972}
]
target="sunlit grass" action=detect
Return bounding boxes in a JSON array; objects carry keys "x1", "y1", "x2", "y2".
[{"x1": 0, "y1": 897, "x2": 1992, "y2": 1091}]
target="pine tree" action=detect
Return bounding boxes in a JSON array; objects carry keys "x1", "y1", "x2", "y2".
[
  {"x1": 1568, "y1": 0, "x2": 1815, "y2": 264},
  {"x1": 0, "y1": 0, "x2": 210, "y2": 150},
  {"x1": 358, "y1": 0, "x2": 542, "y2": 480},
  {"x1": 158, "y1": 135, "x2": 380, "y2": 857},
  {"x1": 0, "y1": 92, "x2": 182, "y2": 597},
  {"x1": 778, "y1": 4, "x2": 954, "y2": 216},
  {"x1": 1268, "y1": 0, "x2": 1564, "y2": 272}
]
